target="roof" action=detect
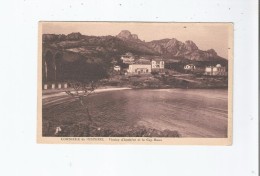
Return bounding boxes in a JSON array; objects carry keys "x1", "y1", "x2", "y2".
[
  {"x1": 152, "y1": 58, "x2": 164, "y2": 61},
  {"x1": 121, "y1": 55, "x2": 134, "y2": 59},
  {"x1": 139, "y1": 55, "x2": 164, "y2": 61},
  {"x1": 206, "y1": 64, "x2": 225, "y2": 68},
  {"x1": 131, "y1": 63, "x2": 151, "y2": 66},
  {"x1": 135, "y1": 59, "x2": 151, "y2": 65},
  {"x1": 122, "y1": 52, "x2": 134, "y2": 57}
]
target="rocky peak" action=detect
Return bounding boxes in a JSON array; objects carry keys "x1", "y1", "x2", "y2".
[
  {"x1": 165, "y1": 38, "x2": 186, "y2": 51},
  {"x1": 167, "y1": 38, "x2": 179, "y2": 45},
  {"x1": 116, "y1": 30, "x2": 139, "y2": 41},
  {"x1": 67, "y1": 32, "x2": 83, "y2": 40},
  {"x1": 131, "y1": 34, "x2": 139, "y2": 40},
  {"x1": 206, "y1": 49, "x2": 217, "y2": 54},
  {"x1": 206, "y1": 49, "x2": 218, "y2": 57},
  {"x1": 184, "y1": 40, "x2": 198, "y2": 51}
]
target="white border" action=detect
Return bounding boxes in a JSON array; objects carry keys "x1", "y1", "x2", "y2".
[{"x1": 0, "y1": 0, "x2": 258, "y2": 176}]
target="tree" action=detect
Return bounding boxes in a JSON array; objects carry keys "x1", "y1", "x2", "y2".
[{"x1": 64, "y1": 81, "x2": 97, "y2": 122}]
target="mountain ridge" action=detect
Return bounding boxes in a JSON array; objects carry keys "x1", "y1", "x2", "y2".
[{"x1": 43, "y1": 30, "x2": 227, "y2": 61}]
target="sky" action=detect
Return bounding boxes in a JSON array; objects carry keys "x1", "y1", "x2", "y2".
[{"x1": 42, "y1": 22, "x2": 232, "y2": 59}]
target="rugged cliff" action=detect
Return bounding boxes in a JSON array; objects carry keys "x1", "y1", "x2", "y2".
[{"x1": 43, "y1": 30, "x2": 227, "y2": 62}]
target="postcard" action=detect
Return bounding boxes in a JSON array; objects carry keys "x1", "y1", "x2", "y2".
[{"x1": 37, "y1": 22, "x2": 233, "y2": 145}]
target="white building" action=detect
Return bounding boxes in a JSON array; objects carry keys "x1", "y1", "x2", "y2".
[
  {"x1": 128, "y1": 64, "x2": 151, "y2": 74},
  {"x1": 114, "y1": 65, "x2": 121, "y2": 71},
  {"x1": 151, "y1": 59, "x2": 164, "y2": 70},
  {"x1": 120, "y1": 52, "x2": 135, "y2": 64},
  {"x1": 205, "y1": 64, "x2": 227, "y2": 76},
  {"x1": 184, "y1": 64, "x2": 196, "y2": 70}
]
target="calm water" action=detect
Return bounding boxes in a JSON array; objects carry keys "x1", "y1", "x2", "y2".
[{"x1": 86, "y1": 89, "x2": 228, "y2": 138}]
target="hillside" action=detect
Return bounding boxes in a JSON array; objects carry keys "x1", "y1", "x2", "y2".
[
  {"x1": 42, "y1": 30, "x2": 229, "y2": 88},
  {"x1": 147, "y1": 38, "x2": 225, "y2": 61},
  {"x1": 43, "y1": 30, "x2": 227, "y2": 62}
]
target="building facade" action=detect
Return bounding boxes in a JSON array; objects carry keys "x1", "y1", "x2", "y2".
[
  {"x1": 151, "y1": 59, "x2": 164, "y2": 70},
  {"x1": 120, "y1": 52, "x2": 135, "y2": 64},
  {"x1": 205, "y1": 64, "x2": 227, "y2": 76},
  {"x1": 128, "y1": 64, "x2": 151, "y2": 74},
  {"x1": 114, "y1": 65, "x2": 121, "y2": 71},
  {"x1": 184, "y1": 64, "x2": 196, "y2": 70}
]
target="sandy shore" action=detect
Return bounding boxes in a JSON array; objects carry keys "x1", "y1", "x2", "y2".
[
  {"x1": 42, "y1": 87, "x2": 132, "y2": 99},
  {"x1": 94, "y1": 87, "x2": 131, "y2": 93}
]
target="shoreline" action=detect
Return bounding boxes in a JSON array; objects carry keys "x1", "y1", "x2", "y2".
[
  {"x1": 129, "y1": 85, "x2": 228, "y2": 90},
  {"x1": 42, "y1": 87, "x2": 132, "y2": 98},
  {"x1": 94, "y1": 87, "x2": 132, "y2": 93},
  {"x1": 42, "y1": 86, "x2": 228, "y2": 99},
  {"x1": 42, "y1": 86, "x2": 228, "y2": 94}
]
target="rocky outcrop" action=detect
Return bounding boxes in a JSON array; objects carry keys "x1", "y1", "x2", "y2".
[
  {"x1": 43, "y1": 34, "x2": 66, "y2": 42},
  {"x1": 116, "y1": 30, "x2": 140, "y2": 41},
  {"x1": 184, "y1": 40, "x2": 199, "y2": 51},
  {"x1": 43, "y1": 30, "x2": 226, "y2": 61},
  {"x1": 147, "y1": 38, "x2": 221, "y2": 61},
  {"x1": 66, "y1": 32, "x2": 83, "y2": 40},
  {"x1": 43, "y1": 32, "x2": 83, "y2": 42}
]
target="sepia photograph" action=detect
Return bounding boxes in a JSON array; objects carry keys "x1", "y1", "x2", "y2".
[
  {"x1": 1, "y1": 0, "x2": 259, "y2": 175},
  {"x1": 38, "y1": 22, "x2": 233, "y2": 144}
]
